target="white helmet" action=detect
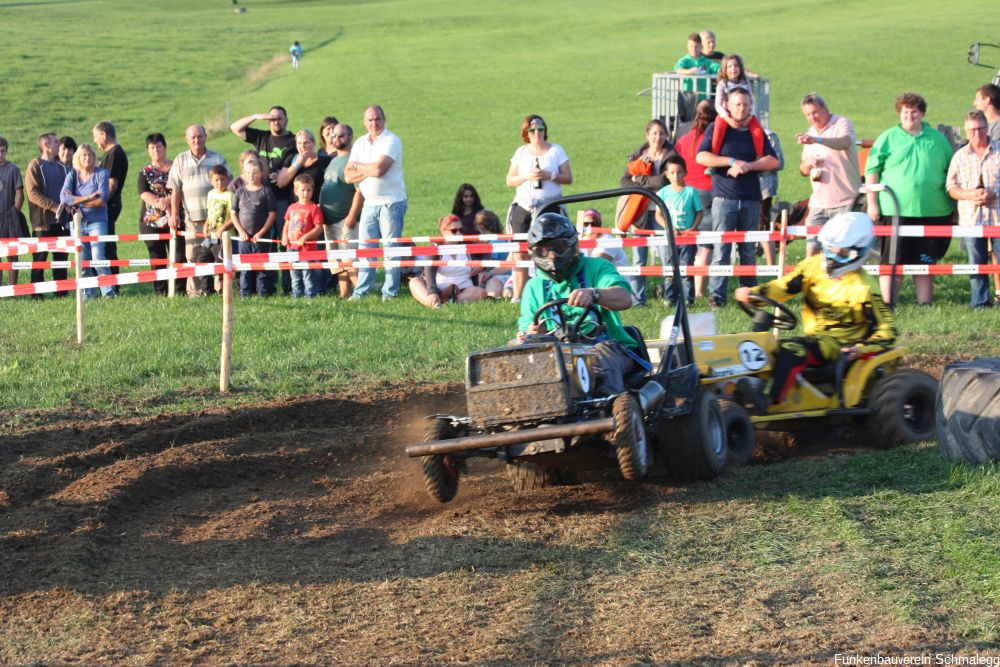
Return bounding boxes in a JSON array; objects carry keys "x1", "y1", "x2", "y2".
[{"x1": 818, "y1": 212, "x2": 874, "y2": 278}]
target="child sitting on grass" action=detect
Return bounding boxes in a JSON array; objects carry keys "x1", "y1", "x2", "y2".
[
  {"x1": 578, "y1": 208, "x2": 627, "y2": 268},
  {"x1": 655, "y1": 155, "x2": 703, "y2": 306},
  {"x1": 282, "y1": 174, "x2": 323, "y2": 298},
  {"x1": 409, "y1": 214, "x2": 488, "y2": 308},
  {"x1": 473, "y1": 209, "x2": 509, "y2": 298}
]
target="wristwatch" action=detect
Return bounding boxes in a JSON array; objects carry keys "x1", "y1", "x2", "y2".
[{"x1": 590, "y1": 288, "x2": 601, "y2": 303}]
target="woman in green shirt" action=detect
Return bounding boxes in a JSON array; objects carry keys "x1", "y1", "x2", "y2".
[{"x1": 865, "y1": 92, "x2": 954, "y2": 305}]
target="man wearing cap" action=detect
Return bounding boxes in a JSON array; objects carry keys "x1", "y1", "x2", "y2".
[
  {"x1": 518, "y1": 212, "x2": 640, "y2": 395},
  {"x1": 345, "y1": 104, "x2": 407, "y2": 301},
  {"x1": 796, "y1": 93, "x2": 861, "y2": 257}
]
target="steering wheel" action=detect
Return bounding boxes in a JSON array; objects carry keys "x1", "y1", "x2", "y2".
[
  {"x1": 532, "y1": 298, "x2": 604, "y2": 344},
  {"x1": 737, "y1": 293, "x2": 798, "y2": 331}
]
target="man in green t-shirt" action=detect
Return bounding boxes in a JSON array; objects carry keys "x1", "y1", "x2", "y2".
[{"x1": 517, "y1": 213, "x2": 640, "y2": 395}]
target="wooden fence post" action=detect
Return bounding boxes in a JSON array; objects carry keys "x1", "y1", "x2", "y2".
[
  {"x1": 219, "y1": 231, "x2": 234, "y2": 393},
  {"x1": 168, "y1": 233, "x2": 177, "y2": 298},
  {"x1": 73, "y1": 211, "x2": 84, "y2": 345}
]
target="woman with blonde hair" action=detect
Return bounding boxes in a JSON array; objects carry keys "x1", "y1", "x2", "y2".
[{"x1": 60, "y1": 143, "x2": 114, "y2": 298}]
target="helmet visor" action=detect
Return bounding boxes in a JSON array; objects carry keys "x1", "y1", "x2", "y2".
[{"x1": 531, "y1": 239, "x2": 571, "y2": 258}]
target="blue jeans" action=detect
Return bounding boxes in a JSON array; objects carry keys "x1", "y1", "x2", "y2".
[
  {"x1": 709, "y1": 198, "x2": 759, "y2": 304},
  {"x1": 237, "y1": 239, "x2": 274, "y2": 296},
  {"x1": 962, "y1": 236, "x2": 993, "y2": 308},
  {"x1": 354, "y1": 199, "x2": 407, "y2": 298},
  {"x1": 627, "y1": 210, "x2": 664, "y2": 305},
  {"x1": 696, "y1": 189, "x2": 715, "y2": 249},
  {"x1": 663, "y1": 242, "x2": 697, "y2": 304},
  {"x1": 80, "y1": 218, "x2": 115, "y2": 298},
  {"x1": 290, "y1": 268, "x2": 316, "y2": 298}
]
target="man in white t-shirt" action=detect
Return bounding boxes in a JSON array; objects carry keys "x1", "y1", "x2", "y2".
[
  {"x1": 345, "y1": 105, "x2": 407, "y2": 300},
  {"x1": 796, "y1": 92, "x2": 861, "y2": 256}
]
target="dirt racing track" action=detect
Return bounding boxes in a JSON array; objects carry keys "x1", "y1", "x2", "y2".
[{"x1": 0, "y1": 356, "x2": 984, "y2": 665}]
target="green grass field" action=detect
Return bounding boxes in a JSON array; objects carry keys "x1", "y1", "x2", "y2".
[
  {"x1": 0, "y1": 0, "x2": 997, "y2": 412},
  {"x1": 1, "y1": 1, "x2": 999, "y2": 662}
]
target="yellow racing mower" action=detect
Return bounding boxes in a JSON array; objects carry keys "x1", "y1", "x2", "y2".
[{"x1": 649, "y1": 296, "x2": 938, "y2": 464}]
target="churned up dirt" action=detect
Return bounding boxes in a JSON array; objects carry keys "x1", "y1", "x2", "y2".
[{"x1": 0, "y1": 356, "x2": 975, "y2": 665}]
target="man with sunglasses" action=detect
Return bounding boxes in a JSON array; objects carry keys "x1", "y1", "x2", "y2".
[{"x1": 516, "y1": 212, "x2": 642, "y2": 395}]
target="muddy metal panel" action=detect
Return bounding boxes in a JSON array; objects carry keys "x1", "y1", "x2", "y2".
[{"x1": 466, "y1": 344, "x2": 572, "y2": 427}]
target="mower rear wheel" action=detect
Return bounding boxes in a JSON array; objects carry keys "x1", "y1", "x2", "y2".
[
  {"x1": 609, "y1": 394, "x2": 650, "y2": 480},
  {"x1": 420, "y1": 419, "x2": 462, "y2": 503},
  {"x1": 658, "y1": 390, "x2": 727, "y2": 481},
  {"x1": 506, "y1": 460, "x2": 558, "y2": 493},
  {"x1": 720, "y1": 399, "x2": 755, "y2": 465},
  {"x1": 866, "y1": 369, "x2": 937, "y2": 448}
]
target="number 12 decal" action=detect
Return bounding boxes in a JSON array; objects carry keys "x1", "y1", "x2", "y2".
[{"x1": 737, "y1": 341, "x2": 768, "y2": 371}]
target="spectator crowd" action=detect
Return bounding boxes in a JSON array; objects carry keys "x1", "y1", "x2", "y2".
[{"x1": 1, "y1": 30, "x2": 998, "y2": 310}]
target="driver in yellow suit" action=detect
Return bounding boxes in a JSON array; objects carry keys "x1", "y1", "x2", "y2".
[{"x1": 734, "y1": 212, "x2": 896, "y2": 410}]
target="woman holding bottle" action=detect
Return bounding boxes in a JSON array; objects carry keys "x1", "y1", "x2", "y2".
[{"x1": 505, "y1": 114, "x2": 572, "y2": 301}]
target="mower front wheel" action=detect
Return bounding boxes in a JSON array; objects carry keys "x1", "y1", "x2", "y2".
[
  {"x1": 610, "y1": 394, "x2": 651, "y2": 480},
  {"x1": 420, "y1": 418, "x2": 463, "y2": 503}
]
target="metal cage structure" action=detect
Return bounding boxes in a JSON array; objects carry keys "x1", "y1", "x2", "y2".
[{"x1": 647, "y1": 73, "x2": 771, "y2": 140}]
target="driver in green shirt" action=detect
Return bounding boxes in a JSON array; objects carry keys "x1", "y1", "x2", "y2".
[{"x1": 517, "y1": 212, "x2": 642, "y2": 395}]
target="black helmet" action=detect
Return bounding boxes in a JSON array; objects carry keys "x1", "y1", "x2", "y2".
[{"x1": 527, "y1": 212, "x2": 580, "y2": 282}]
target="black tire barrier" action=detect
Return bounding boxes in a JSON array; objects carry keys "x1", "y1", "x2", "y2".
[{"x1": 936, "y1": 358, "x2": 1000, "y2": 464}]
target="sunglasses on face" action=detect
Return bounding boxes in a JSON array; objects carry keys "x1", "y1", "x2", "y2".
[{"x1": 527, "y1": 127, "x2": 545, "y2": 133}]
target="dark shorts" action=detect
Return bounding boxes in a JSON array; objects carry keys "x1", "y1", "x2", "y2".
[
  {"x1": 506, "y1": 202, "x2": 533, "y2": 234},
  {"x1": 0, "y1": 210, "x2": 29, "y2": 238},
  {"x1": 506, "y1": 201, "x2": 567, "y2": 235},
  {"x1": 879, "y1": 214, "x2": 953, "y2": 265}
]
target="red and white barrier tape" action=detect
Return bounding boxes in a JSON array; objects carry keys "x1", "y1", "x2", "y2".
[
  {"x1": 0, "y1": 238, "x2": 81, "y2": 257},
  {"x1": 0, "y1": 259, "x2": 172, "y2": 270},
  {"x1": 0, "y1": 263, "x2": 225, "y2": 298},
  {"x1": 5, "y1": 260, "x2": 998, "y2": 298},
  {"x1": 230, "y1": 259, "x2": 1000, "y2": 278},
  {"x1": 4, "y1": 224, "x2": 998, "y2": 252}
]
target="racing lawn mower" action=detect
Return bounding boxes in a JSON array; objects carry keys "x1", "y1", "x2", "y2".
[
  {"x1": 643, "y1": 195, "x2": 937, "y2": 462},
  {"x1": 663, "y1": 297, "x2": 938, "y2": 464},
  {"x1": 405, "y1": 188, "x2": 727, "y2": 503}
]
